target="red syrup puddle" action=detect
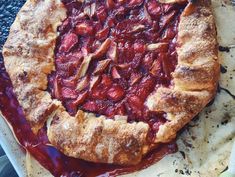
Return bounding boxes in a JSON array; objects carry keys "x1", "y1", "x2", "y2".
[{"x1": 0, "y1": 0, "x2": 187, "y2": 176}]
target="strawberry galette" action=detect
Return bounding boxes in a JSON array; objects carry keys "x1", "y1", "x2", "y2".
[{"x1": 2, "y1": 0, "x2": 219, "y2": 170}]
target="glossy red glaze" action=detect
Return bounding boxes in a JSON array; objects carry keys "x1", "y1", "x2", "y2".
[{"x1": 48, "y1": 0, "x2": 186, "y2": 135}]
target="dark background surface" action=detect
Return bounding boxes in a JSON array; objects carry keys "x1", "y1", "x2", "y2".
[{"x1": 0, "y1": 1, "x2": 25, "y2": 177}]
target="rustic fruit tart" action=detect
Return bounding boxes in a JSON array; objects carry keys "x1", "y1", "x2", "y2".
[{"x1": 1, "y1": 0, "x2": 219, "y2": 176}]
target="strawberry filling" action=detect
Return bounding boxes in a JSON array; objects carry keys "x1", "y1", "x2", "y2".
[{"x1": 48, "y1": 0, "x2": 186, "y2": 137}]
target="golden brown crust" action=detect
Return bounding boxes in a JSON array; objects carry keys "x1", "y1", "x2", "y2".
[
  {"x1": 2, "y1": 0, "x2": 219, "y2": 165},
  {"x1": 3, "y1": 0, "x2": 66, "y2": 133},
  {"x1": 147, "y1": 0, "x2": 220, "y2": 143},
  {"x1": 47, "y1": 110, "x2": 149, "y2": 165}
]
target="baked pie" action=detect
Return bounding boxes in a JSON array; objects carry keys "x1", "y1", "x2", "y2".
[{"x1": 1, "y1": 0, "x2": 219, "y2": 174}]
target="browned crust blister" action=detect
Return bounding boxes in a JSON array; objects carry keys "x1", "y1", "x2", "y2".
[{"x1": 2, "y1": 0, "x2": 219, "y2": 166}]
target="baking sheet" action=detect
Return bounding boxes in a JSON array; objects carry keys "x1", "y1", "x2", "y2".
[{"x1": 0, "y1": 0, "x2": 235, "y2": 177}]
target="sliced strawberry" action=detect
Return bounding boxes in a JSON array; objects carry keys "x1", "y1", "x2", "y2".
[
  {"x1": 115, "y1": 104, "x2": 126, "y2": 115},
  {"x1": 101, "y1": 74, "x2": 112, "y2": 87},
  {"x1": 105, "y1": 106, "x2": 116, "y2": 117},
  {"x1": 163, "y1": 27, "x2": 176, "y2": 40},
  {"x1": 137, "y1": 76, "x2": 155, "y2": 100},
  {"x1": 150, "y1": 59, "x2": 162, "y2": 76},
  {"x1": 160, "y1": 10, "x2": 177, "y2": 28},
  {"x1": 96, "y1": 27, "x2": 110, "y2": 40},
  {"x1": 107, "y1": 17, "x2": 115, "y2": 27},
  {"x1": 159, "y1": 53, "x2": 172, "y2": 77},
  {"x1": 106, "y1": 0, "x2": 115, "y2": 9},
  {"x1": 127, "y1": 95, "x2": 144, "y2": 118},
  {"x1": 107, "y1": 85, "x2": 125, "y2": 101},
  {"x1": 83, "y1": 101, "x2": 97, "y2": 112},
  {"x1": 134, "y1": 42, "x2": 146, "y2": 53},
  {"x1": 142, "y1": 53, "x2": 154, "y2": 70},
  {"x1": 128, "y1": 95, "x2": 143, "y2": 109},
  {"x1": 62, "y1": 77, "x2": 77, "y2": 88},
  {"x1": 107, "y1": 41, "x2": 118, "y2": 62},
  {"x1": 75, "y1": 22, "x2": 94, "y2": 36},
  {"x1": 76, "y1": 76, "x2": 89, "y2": 91},
  {"x1": 72, "y1": 91, "x2": 88, "y2": 106},
  {"x1": 91, "y1": 87, "x2": 107, "y2": 100},
  {"x1": 94, "y1": 59, "x2": 111, "y2": 74},
  {"x1": 90, "y1": 75, "x2": 101, "y2": 91},
  {"x1": 59, "y1": 33, "x2": 78, "y2": 52},
  {"x1": 130, "y1": 72, "x2": 142, "y2": 85},
  {"x1": 61, "y1": 87, "x2": 78, "y2": 99},
  {"x1": 93, "y1": 38, "x2": 111, "y2": 59},
  {"x1": 147, "y1": 1, "x2": 161, "y2": 17},
  {"x1": 111, "y1": 67, "x2": 121, "y2": 79},
  {"x1": 96, "y1": 6, "x2": 107, "y2": 22}
]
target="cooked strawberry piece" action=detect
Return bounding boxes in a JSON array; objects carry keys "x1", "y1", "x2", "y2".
[
  {"x1": 114, "y1": 6, "x2": 126, "y2": 21},
  {"x1": 115, "y1": 104, "x2": 126, "y2": 115},
  {"x1": 107, "y1": 41, "x2": 117, "y2": 62},
  {"x1": 163, "y1": 27, "x2": 176, "y2": 40},
  {"x1": 107, "y1": 17, "x2": 115, "y2": 27},
  {"x1": 97, "y1": 6, "x2": 107, "y2": 22},
  {"x1": 96, "y1": 27, "x2": 110, "y2": 40},
  {"x1": 134, "y1": 42, "x2": 146, "y2": 53},
  {"x1": 147, "y1": 1, "x2": 161, "y2": 17},
  {"x1": 75, "y1": 22, "x2": 93, "y2": 36},
  {"x1": 90, "y1": 76, "x2": 101, "y2": 91},
  {"x1": 124, "y1": 42, "x2": 134, "y2": 62},
  {"x1": 94, "y1": 59, "x2": 111, "y2": 74},
  {"x1": 93, "y1": 38, "x2": 111, "y2": 58},
  {"x1": 136, "y1": 76, "x2": 155, "y2": 100},
  {"x1": 111, "y1": 67, "x2": 121, "y2": 79},
  {"x1": 63, "y1": 77, "x2": 77, "y2": 88},
  {"x1": 72, "y1": 91, "x2": 88, "y2": 106},
  {"x1": 101, "y1": 75, "x2": 112, "y2": 87},
  {"x1": 59, "y1": 33, "x2": 78, "y2": 52},
  {"x1": 128, "y1": 95, "x2": 143, "y2": 109},
  {"x1": 127, "y1": 95, "x2": 144, "y2": 118},
  {"x1": 147, "y1": 43, "x2": 169, "y2": 52},
  {"x1": 59, "y1": 18, "x2": 69, "y2": 32},
  {"x1": 84, "y1": 3, "x2": 96, "y2": 18},
  {"x1": 105, "y1": 106, "x2": 116, "y2": 117},
  {"x1": 91, "y1": 87, "x2": 107, "y2": 100},
  {"x1": 128, "y1": 0, "x2": 143, "y2": 7},
  {"x1": 76, "y1": 76, "x2": 89, "y2": 91},
  {"x1": 142, "y1": 53, "x2": 154, "y2": 70},
  {"x1": 61, "y1": 87, "x2": 77, "y2": 99},
  {"x1": 150, "y1": 59, "x2": 162, "y2": 76},
  {"x1": 130, "y1": 72, "x2": 142, "y2": 85},
  {"x1": 159, "y1": 53, "x2": 172, "y2": 77},
  {"x1": 107, "y1": 85, "x2": 125, "y2": 101},
  {"x1": 160, "y1": 10, "x2": 177, "y2": 28},
  {"x1": 106, "y1": 0, "x2": 115, "y2": 9},
  {"x1": 163, "y1": 4, "x2": 174, "y2": 14},
  {"x1": 83, "y1": 101, "x2": 97, "y2": 112}
]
